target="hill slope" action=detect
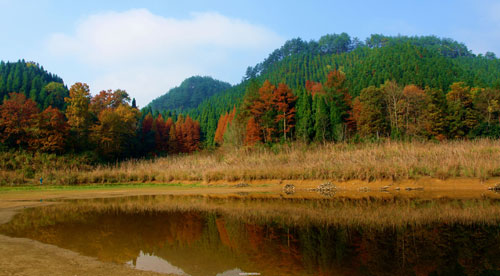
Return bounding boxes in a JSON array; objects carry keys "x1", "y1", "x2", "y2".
[
  {"x1": 147, "y1": 76, "x2": 232, "y2": 112},
  {"x1": 0, "y1": 60, "x2": 68, "y2": 110},
  {"x1": 171, "y1": 34, "x2": 500, "y2": 145}
]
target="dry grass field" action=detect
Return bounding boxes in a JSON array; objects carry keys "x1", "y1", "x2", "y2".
[{"x1": 2, "y1": 139, "x2": 500, "y2": 185}]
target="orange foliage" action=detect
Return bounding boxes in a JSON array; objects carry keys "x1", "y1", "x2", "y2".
[
  {"x1": 244, "y1": 117, "x2": 261, "y2": 146},
  {"x1": 347, "y1": 98, "x2": 363, "y2": 132},
  {"x1": 214, "y1": 107, "x2": 236, "y2": 145},
  {"x1": 152, "y1": 114, "x2": 168, "y2": 152},
  {"x1": 305, "y1": 80, "x2": 324, "y2": 96},
  {"x1": 31, "y1": 106, "x2": 68, "y2": 152},
  {"x1": 90, "y1": 89, "x2": 130, "y2": 115},
  {"x1": 273, "y1": 83, "x2": 297, "y2": 141},
  {"x1": 142, "y1": 113, "x2": 153, "y2": 134},
  {"x1": 0, "y1": 93, "x2": 39, "y2": 147},
  {"x1": 170, "y1": 115, "x2": 201, "y2": 153}
]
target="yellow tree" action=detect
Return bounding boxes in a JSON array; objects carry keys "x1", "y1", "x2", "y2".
[
  {"x1": 65, "y1": 82, "x2": 91, "y2": 148},
  {"x1": 91, "y1": 104, "x2": 139, "y2": 159},
  {"x1": 401, "y1": 85, "x2": 427, "y2": 136}
]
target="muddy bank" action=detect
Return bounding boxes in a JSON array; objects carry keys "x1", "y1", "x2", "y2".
[{"x1": 0, "y1": 202, "x2": 169, "y2": 275}]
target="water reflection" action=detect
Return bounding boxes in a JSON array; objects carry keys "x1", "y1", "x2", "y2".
[
  {"x1": 127, "y1": 251, "x2": 188, "y2": 275},
  {"x1": 2, "y1": 195, "x2": 500, "y2": 275}
]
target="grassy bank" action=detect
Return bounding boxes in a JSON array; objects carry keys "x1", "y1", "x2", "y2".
[
  {"x1": 0, "y1": 182, "x2": 204, "y2": 192},
  {"x1": 2, "y1": 139, "x2": 500, "y2": 185}
]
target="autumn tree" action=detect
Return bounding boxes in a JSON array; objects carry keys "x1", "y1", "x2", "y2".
[
  {"x1": 347, "y1": 97, "x2": 362, "y2": 133},
  {"x1": 214, "y1": 107, "x2": 236, "y2": 145},
  {"x1": 90, "y1": 89, "x2": 131, "y2": 115},
  {"x1": 382, "y1": 80, "x2": 404, "y2": 137},
  {"x1": 305, "y1": 80, "x2": 323, "y2": 96},
  {"x1": 273, "y1": 83, "x2": 296, "y2": 141},
  {"x1": 183, "y1": 115, "x2": 201, "y2": 153},
  {"x1": 91, "y1": 104, "x2": 139, "y2": 159},
  {"x1": 167, "y1": 124, "x2": 178, "y2": 154},
  {"x1": 152, "y1": 114, "x2": 168, "y2": 153},
  {"x1": 175, "y1": 115, "x2": 185, "y2": 153},
  {"x1": 446, "y1": 82, "x2": 478, "y2": 138},
  {"x1": 244, "y1": 117, "x2": 261, "y2": 146},
  {"x1": 474, "y1": 88, "x2": 500, "y2": 126},
  {"x1": 65, "y1": 82, "x2": 91, "y2": 149},
  {"x1": 30, "y1": 106, "x2": 68, "y2": 152},
  {"x1": 251, "y1": 80, "x2": 277, "y2": 143},
  {"x1": 401, "y1": 85, "x2": 427, "y2": 136},
  {"x1": 139, "y1": 113, "x2": 155, "y2": 155},
  {"x1": 0, "y1": 93, "x2": 39, "y2": 148}
]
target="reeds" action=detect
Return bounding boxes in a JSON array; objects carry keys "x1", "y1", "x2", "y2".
[{"x1": 2, "y1": 139, "x2": 500, "y2": 185}]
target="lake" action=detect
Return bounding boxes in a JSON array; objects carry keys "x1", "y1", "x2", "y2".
[{"x1": 2, "y1": 193, "x2": 500, "y2": 275}]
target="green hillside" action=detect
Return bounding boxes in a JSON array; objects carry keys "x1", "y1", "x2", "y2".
[
  {"x1": 0, "y1": 60, "x2": 68, "y2": 110},
  {"x1": 147, "y1": 76, "x2": 232, "y2": 112},
  {"x1": 172, "y1": 34, "x2": 500, "y2": 145}
]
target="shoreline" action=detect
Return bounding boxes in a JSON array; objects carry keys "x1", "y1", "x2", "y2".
[{"x1": 1, "y1": 178, "x2": 499, "y2": 275}]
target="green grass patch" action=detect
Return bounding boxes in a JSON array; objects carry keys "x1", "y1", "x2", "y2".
[{"x1": 0, "y1": 182, "x2": 204, "y2": 192}]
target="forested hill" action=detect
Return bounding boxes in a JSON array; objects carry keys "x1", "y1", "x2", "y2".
[
  {"x1": 0, "y1": 60, "x2": 68, "y2": 110},
  {"x1": 146, "y1": 76, "x2": 232, "y2": 112},
  {"x1": 170, "y1": 33, "x2": 500, "y2": 146}
]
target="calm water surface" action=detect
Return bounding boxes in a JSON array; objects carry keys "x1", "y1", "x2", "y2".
[{"x1": 2, "y1": 194, "x2": 500, "y2": 275}]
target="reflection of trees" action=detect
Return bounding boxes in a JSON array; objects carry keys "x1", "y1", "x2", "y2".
[{"x1": 2, "y1": 201, "x2": 500, "y2": 275}]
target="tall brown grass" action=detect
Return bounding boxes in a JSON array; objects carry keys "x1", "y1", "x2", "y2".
[{"x1": 3, "y1": 139, "x2": 500, "y2": 185}]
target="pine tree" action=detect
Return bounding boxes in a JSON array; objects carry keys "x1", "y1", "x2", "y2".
[
  {"x1": 324, "y1": 70, "x2": 351, "y2": 141},
  {"x1": 422, "y1": 87, "x2": 447, "y2": 140},
  {"x1": 446, "y1": 82, "x2": 478, "y2": 138},
  {"x1": 357, "y1": 86, "x2": 388, "y2": 138},
  {"x1": 295, "y1": 89, "x2": 314, "y2": 142},
  {"x1": 313, "y1": 95, "x2": 329, "y2": 141}
]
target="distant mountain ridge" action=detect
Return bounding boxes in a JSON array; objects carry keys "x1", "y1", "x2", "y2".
[{"x1": 147, "y1": 76, "x2": 232, "y2": 112}]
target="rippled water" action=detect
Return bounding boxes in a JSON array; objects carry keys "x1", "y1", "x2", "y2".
[{"x1": 2, "y1": 194, "x2": 500, "y2": 275}]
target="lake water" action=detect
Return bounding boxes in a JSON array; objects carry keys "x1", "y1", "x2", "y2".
[{"x1": 2, "y1": 193, "x2": 500, "y2": 275}]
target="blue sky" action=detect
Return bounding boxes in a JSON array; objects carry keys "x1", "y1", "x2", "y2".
[{"x1": 1, "y1": 0, "x2": 499, "y2": 106}]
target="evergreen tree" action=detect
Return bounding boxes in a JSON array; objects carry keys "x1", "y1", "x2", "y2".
[
  {"x1": 295, "y1": 89, "x2": 314, "y2": 142},
  {"x1": 313, "y1": 95, "x2": 329, "y2": 141},
  {"x1": 357, "y1": 86, "x2": 388, "y2": 138},
  {"x1": 446, "y1": 82, "x2": 478, "y2": 138}
]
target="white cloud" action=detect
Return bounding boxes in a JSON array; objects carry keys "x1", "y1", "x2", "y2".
[{"x1": 46, "y1": 9, "x2": 284, "y2": 107}]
